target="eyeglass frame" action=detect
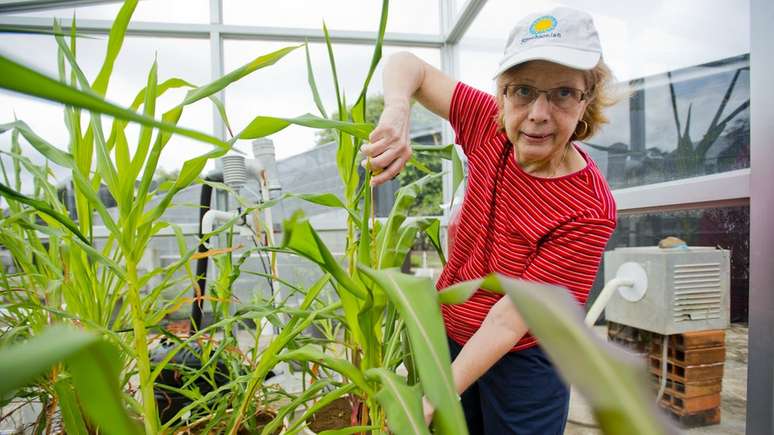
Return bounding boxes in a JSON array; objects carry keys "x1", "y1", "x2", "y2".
[{"x1": 501, "y1": 83, "x2": 591, "y2": 110}]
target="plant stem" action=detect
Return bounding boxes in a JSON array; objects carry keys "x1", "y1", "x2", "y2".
[{"x1": 126, "y1": 259, "x2": 158, "y2": 434}]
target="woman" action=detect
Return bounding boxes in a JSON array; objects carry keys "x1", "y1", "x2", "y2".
[{"x1": 363, "y1": 7, "x2": 618, "y2": 434}]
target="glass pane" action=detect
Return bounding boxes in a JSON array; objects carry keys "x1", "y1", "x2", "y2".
[
  {"x1": 0, "y1": 34, "x2": 213, "y2": 186},
  {"x1": 7, "y1": 0, "x2": 209, "y2": 23},
  {"x1": 223, "y1": 0, "x2": 440, "y2": 34},
  {"x1": 590, "y1": 55, "x2": 749, "y2": 188},
  {"x1": 223, "y1": 40, "x2": 441, "y2": 161},
  {"x1": 457, "y1": 0, "x2": 750, "y2": 185},
  {"x1": 590, "y1": 206, "x2": 750, "y2": 322}
]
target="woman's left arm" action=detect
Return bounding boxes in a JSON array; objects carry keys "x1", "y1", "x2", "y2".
[{"x1": 449, "y1": 216, "x2": 616, "y2": 395}]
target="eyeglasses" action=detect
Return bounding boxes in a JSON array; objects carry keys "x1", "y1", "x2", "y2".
[{"x1": 502, "y1": 84, "x2": 589, "y2": 111}]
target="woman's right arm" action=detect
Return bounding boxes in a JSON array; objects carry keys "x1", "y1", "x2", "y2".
[{"x1": 362, "y1": 51, "x2": 456, "y2": 185}]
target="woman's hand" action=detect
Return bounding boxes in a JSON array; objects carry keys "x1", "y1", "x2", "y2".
[
  {"x1": 361, "y1": 98, "x2": 412, "y2": 186},
  {"x1": 422, "y1": 395, "x2": 435, "y2": 426}
]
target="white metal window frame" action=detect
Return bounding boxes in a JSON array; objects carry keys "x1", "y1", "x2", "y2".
[
  {"x1": 1, "y1": 1, "x2": 767, "y2": 430},
  {"x1": 0, "y1": 0, "x2": 753, "y2": 212}
]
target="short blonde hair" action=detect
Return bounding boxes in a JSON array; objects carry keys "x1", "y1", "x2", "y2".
[{"x1": 494, "y1": 59, "x2": 619, "y2": 141}]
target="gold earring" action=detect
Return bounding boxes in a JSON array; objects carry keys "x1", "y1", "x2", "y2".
[{"x1": 575, "y1": 120, "x2": 589, "y2": 138}]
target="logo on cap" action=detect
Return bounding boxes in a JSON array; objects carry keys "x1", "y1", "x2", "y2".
[{"x1": 529, "y1": 16, "x2": 557, "y2": 35}]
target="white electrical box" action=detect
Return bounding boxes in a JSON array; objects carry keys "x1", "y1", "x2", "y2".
[{"x1": 604, "y1": 246, "x2": 730, "y2": 335}]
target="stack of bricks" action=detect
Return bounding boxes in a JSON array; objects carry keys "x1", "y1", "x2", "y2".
[
  {"x1": 607, "y1": 322, "x2": 725, "y2": 428},
  {"x1": 650, "y1": 330, "x2": 725, "y2": 427}
]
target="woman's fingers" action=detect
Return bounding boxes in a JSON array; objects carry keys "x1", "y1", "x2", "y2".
[
  {"x1": 367, "y1": 145, "x2": 403, "y2": 171},
  {"x1": 370, "y1": 149, "x2": 409, "y2": 186},
  {"x1": 361, "y1": 103, "x2": 411, "y2": 184},
  {"x1": 422, "y1": 396, "x2": 435, "y2": 426}
]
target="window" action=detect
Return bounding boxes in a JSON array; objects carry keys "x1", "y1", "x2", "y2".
[
  {"x1": 223, "y1": 40, "x2": 440, "y2": 160},
  {"x1": 0, "y1": 34, "x2": 213, "y2": 184},
  {"x1": 7, "y1": 0, "x2": 209, "y2": 24},
  {"x1": 223, "y1": 0, "x2": 440, "y2": 34}
]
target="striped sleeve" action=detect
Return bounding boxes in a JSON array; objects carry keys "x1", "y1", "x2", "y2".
[
  {"x1": 521, "y1": 217, "x2": 616, "y2": 305},
  {"x1": 449, "y1": 82, "x2": 499, "y2": 157}
]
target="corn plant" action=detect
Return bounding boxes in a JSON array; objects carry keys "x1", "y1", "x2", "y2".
[
  {"x1": 204, "y1": 1, "x2": 468, "y2": 433},
  {"x1": 0, "y1": 1, "x2": 369, "y2": 433}
]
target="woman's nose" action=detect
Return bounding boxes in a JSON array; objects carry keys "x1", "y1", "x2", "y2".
[{"x1": 528, "y1": 93, "x2": 551, "y2": 122}]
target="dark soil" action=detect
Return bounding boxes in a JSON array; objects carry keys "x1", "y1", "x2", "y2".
[
  {"x1": 308, "y1": 397, "x2": 354, "y2": 433},
  {"x1": 253, "y1": 410, "x2": 281, "y2": 435}
]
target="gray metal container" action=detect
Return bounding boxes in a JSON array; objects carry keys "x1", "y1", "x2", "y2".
[{"x1": 604, "y1": 247, "x2": 730, "y2": 335}]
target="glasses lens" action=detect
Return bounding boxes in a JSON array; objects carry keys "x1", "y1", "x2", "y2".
[
  {"x1": 506, "y1": 85, "x2": 537, "y2": 106},
  {"x1": 550, "y1": 87, "x2": 583, "y2": 110}
]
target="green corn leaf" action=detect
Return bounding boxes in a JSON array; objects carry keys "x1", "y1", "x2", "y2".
[
  {"x1": 138, "y1": 154, "x2": 208, "y2": 228},
  {"x1": 91, "y1": 0, "x2": 138, "y2": 95},
  {"x1": 450, "y1": 143, "x2": 464, "y2": 208},
  {"x1": 322, "y1": 21, "x2": 344, "y2": 117},
  {"x1": 414, "y1": 144, "x2": 465, "y2": 208},
  {"x1": 408, "y1": 155, "x2": 433, "y2": 174},
  {"x1": 355, "y1": 267, "x2": 467, "y2": 435},
  {"x1": 181, "y1": 45, "x2": 301, "y2": 107},
  {"x1": 491, "y1": 274, "x2": 671, "y2": 435},
  {"x1": 0, "y1": 55, "x2": 230, "y2": 150},
  {"x1": 0, "y1": 182, "x2": 88, "y2": 244},
  {"x1": 54, "y1": 379, "x2": 90, "y2": 435},
  {"x1": 0, "y1": 149, "x2": 64, "y2": 211},
  {"x1": 337, "y1": 129, "x2": 359, "y2": 201},
  {"x1": 351, "y1": 0, "x2": 389, "y2": 121},
  {"x1": 0, "y1": 328, "x2": 96, "y2": 398},
  {"x1": 0, "y1": 326, "x2": 141, "y2": 435},
  {"x1": 436, "y1": 277, "x2": 486, "y2": 305},
  {"x1": 281, "y1": 210, "x2": 367, "y2": 299},
  {"x1": 416, "y1": 217, "x2": 446, "y2": 265},
  {"x1": 259, "y1": 380, "x2": 333, "y2": 435},
  {"x1": 237, "y1": 113, "x2": 373, "y2": 141},
  {"x1": 375, "y1": 173, "x2": 442, "y2": 268},
  {"x1": 68, "y1": 340, "x2": 142, "y2": 435},
  {"x1": 365, "y1": 368, "x2": 430, "y2": 435},
  {"x1": 126, "y1": 56, "x2": 159, "y2": 205},
  {"x1": 284, "y1": 384, "x2": 357, "y2": 435},
  {"x1": 358, "y1": 169, "x2": 373, "y2": 267},
  {"x1": 1, "y1": 120, "x2": 74, "y2": 168},
  {"x1": 278, "y1": 344, "x2": 374, "y2": 397},
  {"x1": 304, "y1": 40, "x2": 327, "y2": 119}
]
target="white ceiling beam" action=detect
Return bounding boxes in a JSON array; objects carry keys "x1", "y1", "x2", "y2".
[
  {"x1": 445, "y1": 0, "x2": 487, "y2": 44},
  {"x1": 0, "y1": 15, "x2": 444, "y2": 47},
  {"x1": 0, "y1": 0, "x2": 120, "y2": 13}
]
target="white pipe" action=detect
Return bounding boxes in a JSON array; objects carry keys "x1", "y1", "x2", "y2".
[
  {"x1": 585, "y1": 277, "x2": 634, "y2": 327},
  {"x1": 202, "y1": 209, "x2": 256, "y2": 243},
  {"x1": 202, "y1": 209, "x2": 240, "y2": 236}
]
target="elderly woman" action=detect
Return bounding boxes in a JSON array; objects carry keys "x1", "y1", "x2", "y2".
[{"x1": 363, "y1": 7, "x2": 618, "y2": 435}]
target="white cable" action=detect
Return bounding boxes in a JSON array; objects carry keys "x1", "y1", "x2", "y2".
[
  {"x1": 655, "y1": 337, "x2": 669, "y2": 404},
  {"x1": 585, "y1": 278, "x2": 633, "y2": 326}
]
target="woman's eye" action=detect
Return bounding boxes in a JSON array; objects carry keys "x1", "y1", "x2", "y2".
[
  {"x1": 556, "y1": 87, "x2": 573, "y2": 98},
  {"x1": 515, "y1": 86, "x2": 532, "y2": 97}
]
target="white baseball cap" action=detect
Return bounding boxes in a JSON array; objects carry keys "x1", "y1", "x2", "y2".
[{"x1": 493, "y1": 7, "x2": 602, "y2": 79}]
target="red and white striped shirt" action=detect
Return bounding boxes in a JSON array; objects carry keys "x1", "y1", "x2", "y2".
[{"x1": 437, "y1": 82, "x2": 617, "y2": 352}]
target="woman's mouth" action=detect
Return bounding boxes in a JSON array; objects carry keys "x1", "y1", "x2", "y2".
[{"x1": 520, "y1": 132, "x2": 552, "y2": 143}]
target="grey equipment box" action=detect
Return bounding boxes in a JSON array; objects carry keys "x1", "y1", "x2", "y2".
[{"x1": 604, "y1": 247, "x2": 730, "y2": 335}]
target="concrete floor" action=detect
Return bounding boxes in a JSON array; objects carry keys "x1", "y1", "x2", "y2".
[{"x1": 566, "y1": 324, "x2": 748, "y2": 435}]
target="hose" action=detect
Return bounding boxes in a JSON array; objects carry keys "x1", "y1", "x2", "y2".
[{"x1": 192, "y1": 174, "x2": 222, "y2": 331}]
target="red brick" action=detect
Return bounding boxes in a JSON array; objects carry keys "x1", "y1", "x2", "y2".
[
  {"x1": 649, "y1": 357, "x2": 724, "y2": 382},
  {"x1": 650, "y1": 343, "x2": 726, "y2": 365},
  {"x1": 651, "y1": 376, "x2": 723, "y2": 398}
]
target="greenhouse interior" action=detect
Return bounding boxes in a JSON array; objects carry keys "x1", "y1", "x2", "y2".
[{"x1": 0, "y1": 0, "x2": 771, "y2": 434}]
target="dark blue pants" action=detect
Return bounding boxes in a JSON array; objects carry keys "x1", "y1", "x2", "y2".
[{"x1": 448, "y1": 337, "x2": 570, "y2": 435}]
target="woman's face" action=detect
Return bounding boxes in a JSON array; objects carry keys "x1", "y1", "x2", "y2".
[{"x1": 500, "y1": 60, "x2": 589, "y2": 167}]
